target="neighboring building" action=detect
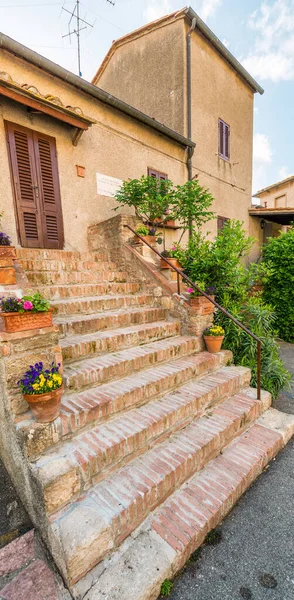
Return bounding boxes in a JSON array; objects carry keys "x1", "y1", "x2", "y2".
[
  {"x1": 0, "y1": 33, "x2": 193, "y2": 252},
  {"x1": 93, "y1": 6, "x2": 263, "y2": 245},
  {"x1": 250, "y1": 176, "x2": 294, "y2": 242}
]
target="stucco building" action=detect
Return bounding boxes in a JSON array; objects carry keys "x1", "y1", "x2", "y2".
[
  {"x1": 250, "y1": 176, "x2": 294, "y2": 241},
  {"x1": 93, "y1": 6, "x2": 263, "y2": 247},
  {"x1": 0, "y1": 32, "x2": 193, "y2": 252}
]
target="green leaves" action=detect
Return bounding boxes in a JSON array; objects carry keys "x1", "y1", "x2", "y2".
[
  {"x1": 262, "y1": 227, "x2": 294, "y2": 342},
  {"x1": 171, "y1": 179, "x2": 214, "y2": 241},
  {"x1": 22, "y1": 292, "x2": 50, "y2": 313}
]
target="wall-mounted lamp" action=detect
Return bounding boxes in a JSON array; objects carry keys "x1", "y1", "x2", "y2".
[{"x1": 260, "y1": 219, "x2": 265, "y2": 230}]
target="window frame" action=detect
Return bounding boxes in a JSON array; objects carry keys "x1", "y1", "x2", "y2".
[
  {"x1": 218, "y1": 119, "x2": 230, "y2": 162},
  {"x1": 217, "y1": 215, "x2": 230, "y2": 234},
  {"x1": 147, "y1": 167, "x2": 168, "y2": 181}
]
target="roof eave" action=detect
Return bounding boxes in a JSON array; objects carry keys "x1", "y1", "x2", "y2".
[
  {"x1": 185, "y1": 7, "x2": 264, "y2": 95},
  {"x1": 0, "y1": 32, "x2": 194, "y2": 150}
]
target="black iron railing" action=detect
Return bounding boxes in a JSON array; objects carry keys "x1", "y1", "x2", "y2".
[{"x1": 124, "y1": 223, "x2": 262, "y2": 400}]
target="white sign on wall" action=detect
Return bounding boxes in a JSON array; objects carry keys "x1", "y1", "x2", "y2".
[{"x1": 96, "y1": 173, "x2": 122, "y2": 197}]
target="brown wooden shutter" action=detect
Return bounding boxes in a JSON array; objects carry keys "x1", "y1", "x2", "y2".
[
  {"x1": 6, "y1": 122, "x2": 43, "y2": 248},
  {"x1": 33, "y1": 132, "x2": 64, "y2": 249},
  {"x1": 147, "y1": 168, "x2": 168, "y2": 180},
  {"x1": 218, "y1": 119, "x2": 224, "y2": 157},
  {"x1": 224, "y1": 123, "x2": 230, "y2": 160}
]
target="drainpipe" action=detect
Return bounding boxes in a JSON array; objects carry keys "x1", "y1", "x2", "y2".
[{"x1": 186, "y1": 17, "x2": 197, "y2": 239}]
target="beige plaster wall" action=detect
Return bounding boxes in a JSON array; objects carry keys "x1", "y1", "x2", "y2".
[
  {"x1": 96, "y1": 18, "x2": 186, "y2": 136},
  {"x1": 95, "y1": 18, "x2": 257, "y2": 250},
  {"x1": 189, "y1": 27, "x2": 254, "y2": 243},
  {"x1": 0, "y1": 49, "x2": 187, "y2": 252},
  {"x1": 255, "y1": 180, "x2": 294, "y2": 208}
]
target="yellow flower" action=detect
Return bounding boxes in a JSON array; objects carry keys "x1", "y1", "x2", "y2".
[
  {"x1": 32, "y1": 383, "x2": 39, "y2": 390},
  {"x1": 47, "y1": 380, "x2": 53, "y2": 388}
]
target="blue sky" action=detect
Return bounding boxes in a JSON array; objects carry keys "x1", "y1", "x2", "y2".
[{"x1": 0, "y1": 0, "x2": 293, "y2": 193}]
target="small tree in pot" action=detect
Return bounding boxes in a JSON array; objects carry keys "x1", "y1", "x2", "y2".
[{"x1": 114, "y1": 175, "x2": 174, "y2": 238}]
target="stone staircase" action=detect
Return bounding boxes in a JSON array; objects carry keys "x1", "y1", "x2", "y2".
[{"x1": 13, "y1": 248, "x2": 294, "y2": 600}]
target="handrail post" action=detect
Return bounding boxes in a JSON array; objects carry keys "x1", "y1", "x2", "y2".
[
  {"x1": 123, "y1": 223, "x2": 263, "y2": 400},
  {"x1": 177, "y1": 271, "x2": 181, "y2": 295},
  {"x1": 257, "y1": 340, "x2": 261, "y2": 400}
]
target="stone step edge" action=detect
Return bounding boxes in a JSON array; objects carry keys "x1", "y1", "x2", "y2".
[
  {"x1": 51, "y1": 293, "x2": 153, "y2": 307},
  {"x1": 35, "y1": 377, "x2": 263, "y2": 516},
  {"x1": 72, "y1": 408, "x2": 294, "y2": 600},
  {"x1": 63, "y1": 335, "x2": 200, "y2": 394},
  {"x1": 51, "y1": 381, "x2": 269, "y2": 584},
  {"x1": 60, "y1": 321, "x2": 181, "y2": 364},
  {"x1": 16, "y1": 351, "x2": 233, "y2": 459},
  {"x1": 54, "y1": 305, "x2": 166, "y2": 326}
]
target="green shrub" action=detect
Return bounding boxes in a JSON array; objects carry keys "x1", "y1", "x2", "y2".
[
  {"x1": 160, "y1": 579, "x2": 173, "y2": 597},
  {"x1": 179, "y1": 221, "x2": 290, "y2": 399},
  {"x1": 262, "y1": 227, "x2": 294, "y2": 342}
]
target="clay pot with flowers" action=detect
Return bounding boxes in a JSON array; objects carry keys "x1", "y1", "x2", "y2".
[
  {"x1": 0, "y1": 293, "x2": 52, "y2": 333},
  {"x1": 203, "y1": 325, "x2": 225, "y2": 353},
  {"x1": 0, "y1": 231, "x2": 16, "y2": 285},
  {"x1": 134, "y1": 225, "x2": 158, "y2": 247},
  {"x1": 160, "y1": 244, "x2": 183, "y2": 270},
  {"x1": 18, "y1": 362, "x2": 63, "y2": 422},
  {"x1": 186, "y1": 284, "x2": 216, "y2": 315}
]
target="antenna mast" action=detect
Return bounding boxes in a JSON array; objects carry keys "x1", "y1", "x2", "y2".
[{"x1": 62, "y1": 0, "x2": 93, "y2": 77}]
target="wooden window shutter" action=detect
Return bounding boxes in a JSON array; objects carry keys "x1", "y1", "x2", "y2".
[
  {"x1": 5, "y1": 122, "x2": 43, "y2": 248},
  {"x1": 218, "y1": 119, "x2": 230, "y2": 160},
  {"x1": 217, "y1": 215, "x2": 230, "y2": 234},
  {"x1": 147, "y1": 168, "x2": 168, "y2": 180},
  {"x1": 33, "y1": 132, "x2": 64, "y2": 249}
]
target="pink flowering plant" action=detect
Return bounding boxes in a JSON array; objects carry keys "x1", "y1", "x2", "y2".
[{"x1": 0, "y1": 293, "x2": 50, "y2": 313}]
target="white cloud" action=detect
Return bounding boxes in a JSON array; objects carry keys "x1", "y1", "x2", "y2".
[
  {"x1": 198, "y1": 0, "x2": 223, "y2": 21},
  {"x1": 241, "y1": 0, "x2": 294, "y2": 82},
  {"x1": 143, "y1": 0, "x2": 172, "y2": 23},
  {"x1": 253, "y1": 133, "x2": 273, "y2": 192},
  {"x1": 278, "y1": 165, "x2": 291, "y2": 179},
  {"x1": 253, "y1": 133, "x2": 272, "y2": 164}
]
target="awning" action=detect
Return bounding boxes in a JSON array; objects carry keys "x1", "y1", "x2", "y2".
[
  {"x1": 0, "y1": 71, "x2": 96, "y2": 145},
  {"x1": 249, "y1": 207, "x2": 294, "y2": 226}
]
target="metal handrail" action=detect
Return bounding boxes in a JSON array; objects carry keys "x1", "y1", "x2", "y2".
[{"x1": 124, "y1": 223, "x2": 262, "y2": 400}]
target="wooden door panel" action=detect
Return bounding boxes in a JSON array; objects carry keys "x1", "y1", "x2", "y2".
[
  {"x1": 6, "y1": 122, "x2": 43, "y2": 248},
  {"x1": 33, "y1": 132, "x2": 64, "y2": 249}
]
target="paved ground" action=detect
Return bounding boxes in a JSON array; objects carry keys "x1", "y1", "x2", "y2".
[
  {"x1": 0, "y1": 460, "x2": 31, "y2": 550},
  {"x1": 161, "y1": 342, "x2": 294, "y2": 600}
]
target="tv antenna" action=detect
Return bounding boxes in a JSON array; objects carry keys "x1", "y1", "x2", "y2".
[{"x1": 62, "y1": 1, "x2": 94, "y2": 77}]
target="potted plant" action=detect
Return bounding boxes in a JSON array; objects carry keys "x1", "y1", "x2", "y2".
[
  {"x1": 134, "y1": 225, "x2": 158, "y2": 246},
  {"x1": 186, "y1": 284, "x2": 216, "y2": 311},
  {"x1": 0, "y1": 293, "x2": 52, "y2": 333},
  {"x1": 0, "y1": 221, "x2": 16, "y2": 284},
  {"x1": 18, "y1": 362, "x2": 63, "y2": 423},
  {"x1": 160, "y1": 243, "x2": 183, "y2": 270},
  {"x1": 203, "y1": 324, "x2": 225, "y2": 353}
]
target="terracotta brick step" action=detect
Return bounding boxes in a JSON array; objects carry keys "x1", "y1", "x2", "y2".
[
  {"x1": 18, "y1": 258, "x2": 118, "y2": 273},
  {"x1": 34, "y1": 282, "x2": 141, "y2": 300},
  {"x1": 34, "y1": 367, "x2": 256, "y2": 515},
  {"x1": 16, "y1": 248, "x2": 110, "y2": 262},
  {"x1": 25, "y1": 269, "x2": 129, "y2": 286},
  {"x1": 55, "y1": 306, "x2": 167, "y2": 336},
  {"x1": 51, "y1": 385, "x2": 270, "y2": 584},
  {"x1": 87, "y1": 411, "x2": 293, "y2": 600},
  {"x1": 61, "y1": 320, "x2": 181, "y2": 363},
  {"x1": 51, "y1": 293, "x2": 154, "y2": 316},
  {"x1": 17, "y1": 351, "x2": 232, "y2": 459},
  {"x1": 63, "y1": 335, "x2": 201, "y2": 393}
]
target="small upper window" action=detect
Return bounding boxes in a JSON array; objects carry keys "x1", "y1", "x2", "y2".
[
  {"x1": 218, "y1": 119, "x2": 230, "y2": 161},
  {"x1": 217, "y1": 216, "x2": 230, "y2": 234},
  {"x1": 147, "y1": 168, "x2": 168, "y2": 180}
]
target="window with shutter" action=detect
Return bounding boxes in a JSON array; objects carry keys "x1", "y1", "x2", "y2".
[
  {"x1": 5, "y1": 121, "x2": 64, "y2": 249},
  {"x1": 147, "y1": 168, "x2": 168, "y2": 180},
  {"x1": 217, "y1": 216, "x2": 230, "y2": 234},
  {"x1": 218, "y1": 119, "x2": 230, "y2": 161}
]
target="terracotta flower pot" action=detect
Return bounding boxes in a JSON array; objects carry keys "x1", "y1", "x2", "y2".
[
  {"x1": 167, "y1": 258, "x2": 182, "y2": 270},
  {"x1": 0, "y1": 309, "x2": 53, "y2": 333},
  {"x1": 0, "y1": 246, "x2": 16, "y2": 259},
  {"x1": 204, "y1": 335, "x2": 224, "y2": 353},
  {"x1": 190, "y1": 295, "x2": 215, "y2": 307},
  {"x1": 165, "y1": 220, "x2": 175, "y2": 227},
  {"x1": 160, "y1": 257, "x2": 171, "y2": 269},
  {"x1": 0, "y1": 268, "x2": 16, "y2": 285},
  {"x1": 134, "y1": 235, "x2": 157, "y2": 246},
  {"x1": 24, "y1": 385, "x2": 63, "y2": 423}
]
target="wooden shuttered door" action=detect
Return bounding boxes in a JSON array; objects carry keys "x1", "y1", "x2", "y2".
[{"x1": 6, "y1": 122, "x2": 64, "y2": 249}]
